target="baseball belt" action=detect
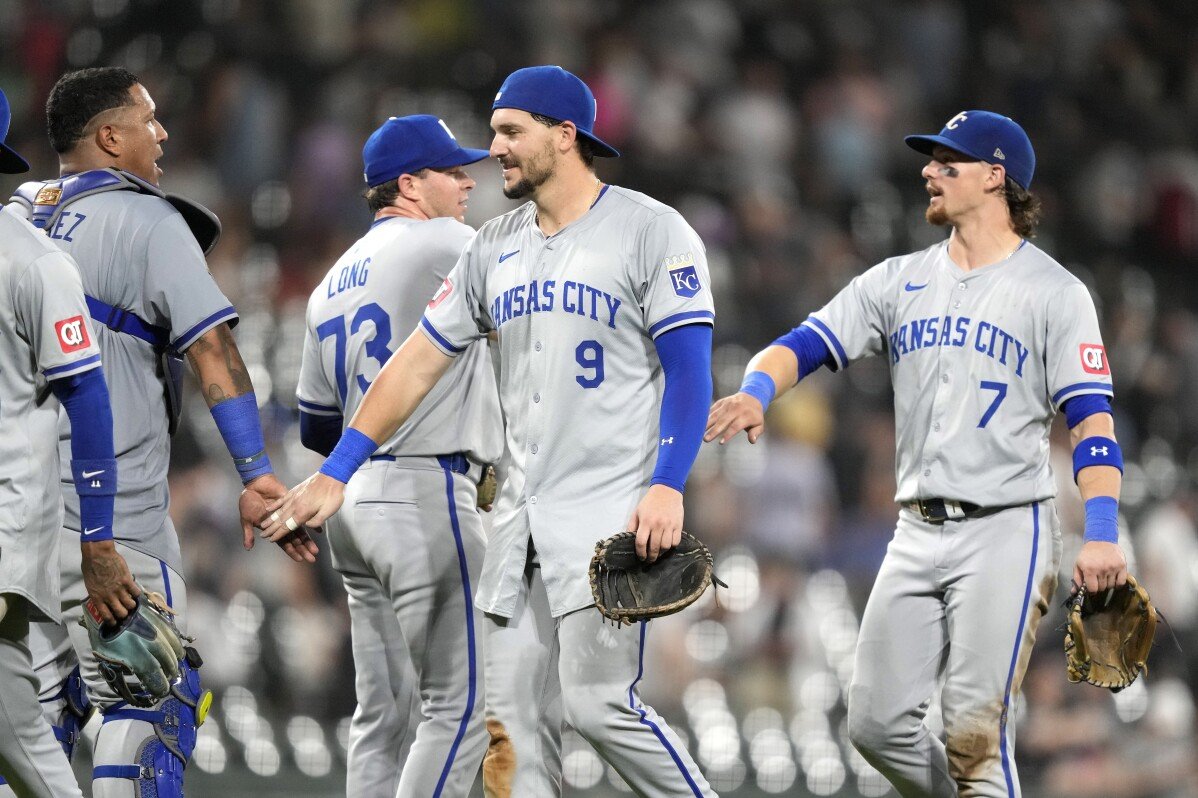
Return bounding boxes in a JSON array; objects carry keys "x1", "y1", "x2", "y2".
[{"x1": 903, "y1": 498, "x2": 983, "y2": 524}]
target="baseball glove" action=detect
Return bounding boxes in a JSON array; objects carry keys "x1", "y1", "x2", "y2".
[
  {"x1": 80, "y1": 591, "x2": 187, "y2": 707},
  {"x1": 589, "y1": 531, "x2": 724, "y2": 625},
  {"x1": 1064, "y1": 574, "x2": 1158, "y2": 691}
]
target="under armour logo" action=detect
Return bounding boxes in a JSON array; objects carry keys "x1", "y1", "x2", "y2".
[
  {"x1": 1091, "y1": 446, "x2": 1109, "y2": 456},
  {"x1": 661, "y1": 437, "x2": 674, "y2": 446}
]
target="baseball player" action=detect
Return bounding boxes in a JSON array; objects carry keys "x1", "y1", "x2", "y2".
[
  {"x1": 0, "y1": 86, "x2": 140, "y2": 798},
  {"x1": 265, "y1": 66, "x2": 717, "y2": 796},
  {"x1": 5, "y1": 67, "x2": 316, "y2": 798},
  {"x1": 295, "y1": 114, "x2": 501, "y2": 797},
  {"x1": 706, "y1": 111, "x2": 1127, "y2": 797}
]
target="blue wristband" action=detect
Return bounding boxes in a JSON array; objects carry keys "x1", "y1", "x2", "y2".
[
  {"x1": 1072, "y1": 436, "x2": 1123, "y2": 482},
  {"x1": 72, "y1": 458, "x2": 117, "y2": 542},
  {"x1": 211, "y1": 393, "x2": 273, "y2": 484},
  {"x1": 739, "y1": 371, "x2": 776, "y2": 409},
  {"x1": 319, "y1": 428, "x2": 379, "y2": 484},
  {"x1": 1083, "y1": 496, "x2": 1119, "y2": 543}
]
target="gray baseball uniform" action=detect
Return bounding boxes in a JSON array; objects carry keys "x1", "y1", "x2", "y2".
[
  {"x1": 9, "y1": 174, "x2": 234, "y2": 798},
  {"x1": 0, "y1": 203, "x2": 100, "y2": 798},
  {"x1": 422, "y1": 185, "x2": 716, "y2": 797},
  {"x1": 297, "y1": 215, "x2": 502, "y2": 797},
  {"x1": 804, "y1": 238, "x2": 1111, "y2": 795}
]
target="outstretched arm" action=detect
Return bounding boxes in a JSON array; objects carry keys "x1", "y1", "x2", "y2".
[
  {"x1": 259, "y1": 329, "x2": 455, "y2": 538},
  {"x1": 185, "y1": 322, "x2": 318, "y2": 563},
  {"x1": 706, "y1": 324, "x2": 833, "y2": 444}
]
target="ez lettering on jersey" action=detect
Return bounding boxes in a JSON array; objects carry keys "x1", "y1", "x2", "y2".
[
  {"x1": 888, "y1": 315, "x2": 1030, "y2": 377},
  {"x1": 490, "y1": 279, "x2": 622, "y2": 330}
]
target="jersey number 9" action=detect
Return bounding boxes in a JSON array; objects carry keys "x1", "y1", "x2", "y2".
[{"x1": 576, "y1": 340, "x2": 605, "y2": 388}]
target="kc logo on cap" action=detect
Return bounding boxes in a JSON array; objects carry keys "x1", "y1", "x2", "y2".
[
  {"x1": 361, "y1": 114, "x2": 491, "y2": 187},
  {"x1": 904, "y1": 109, "x2": 1036, "y2": 190},
  {"x1": 492, "y1": 66, "x2": 620, "y2": 158}
]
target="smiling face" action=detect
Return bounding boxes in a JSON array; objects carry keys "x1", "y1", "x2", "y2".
[
  {"x1": 413, "y1": 165, "x2": 476, "y2": 222},
  {"x1": 488, "y1": 108, "x2": 560, "y2": 200},
  {"x1": 921, "y1": 145, "x2": 1004, "y2": 227},
  {"x1": 90, "y1": 83, "x2": 167, "y2": 184}
]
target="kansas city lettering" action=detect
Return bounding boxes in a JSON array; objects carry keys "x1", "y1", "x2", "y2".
[
  {"x1": 889, "y1": 315, "x2": 1030, "y2": 377},
  {"x1": 490, "y1": 279, "x2": 622, "y2": 330}
]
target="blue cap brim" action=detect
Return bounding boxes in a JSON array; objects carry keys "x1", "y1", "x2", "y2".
[
  {"x1": 425, "y1": 146, "x2": 492, "y2": 170},
  {"x1": 904, "y1": 134, "x2": 988, "y2": 164},
  {"x1": 0, "y1": 142, "x2": 29, "y2": 174},
  {"x1": 577, "y1": 130, "x2": 619, "y2": 158}
]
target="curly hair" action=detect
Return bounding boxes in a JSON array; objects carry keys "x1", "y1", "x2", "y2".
[{"x1": 1001, "y1": 177, "x2": 1042, "y2": 238}]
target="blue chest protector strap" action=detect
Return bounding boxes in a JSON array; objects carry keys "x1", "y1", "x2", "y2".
[{"x1": 9, "y1": 168, "x2": 220, "y2": 434}]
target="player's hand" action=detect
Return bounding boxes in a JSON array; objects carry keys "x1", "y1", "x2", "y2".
[
  {"x1": 1071, "y1": 541, "x2": 1128, "y2": 595},
  {"x1": 705, "y1": 392, "x2": 766, "y2": 444},
  {"x1": 626, "y1": 484, "x2": 684, "y2": 563},
  {"x1": 241, "y1": 475, "x2": 320, "y2": 564},
  {"x1": 261, "y1": 472, "x2": 345, "y2": 542},
  {"x1": 80, "y1": 540, "x2": 141, "y2": 625}
]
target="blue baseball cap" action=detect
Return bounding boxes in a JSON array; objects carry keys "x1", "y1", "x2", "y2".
[
  {"x1": 362, "y1": 114, "x2": 490, "y2": 187},
  {"x1": 905, "y1": 110, "x2": 1035, "y2": 189},
  {"x1": 0, "y1": 88, "x2": 30, "y2": 174},
  {"x1": 492, "y1": 66, "x2": 620, "y2": 158}
]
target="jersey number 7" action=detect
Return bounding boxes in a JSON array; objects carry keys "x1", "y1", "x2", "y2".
[{"x1": 977, "y1": 380, "x2": 1007, "y2": 428}]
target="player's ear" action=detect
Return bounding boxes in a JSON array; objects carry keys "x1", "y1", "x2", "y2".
[
  {"x1": 987, "y1": 163, "x2": 1006, "y2": 191},
  {"x1": 557, "y1": 121, "x2": 579, "y2": 156},
  {"x1": 396, "y1": 172, "x2": 423, "y2": 203},
  {"x1": 92, "y1": 119, "x2": 122, "y2": 158}
]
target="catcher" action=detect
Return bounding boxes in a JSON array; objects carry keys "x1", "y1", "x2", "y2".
[
  {"x1": 590, "y1": 531, "x2": 724, "y2": 625},
  {"x1": 1064, "y1": 574, "x2": 1158, "y2": 691}
]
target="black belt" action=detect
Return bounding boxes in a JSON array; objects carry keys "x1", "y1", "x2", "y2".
[
  {"x1": 368, "y1": 453, "x2": 472, "y2": 476},
  {"x1": 904, "y1": 498, "x2": 983, "y2": 524}
]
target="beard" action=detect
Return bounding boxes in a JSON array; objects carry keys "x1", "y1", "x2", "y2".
[
  {"x1": 925, "y1": 201, "x2": 949, "y2": 227},
  {"x1": 501, "y1": 145, "x2": 555, "y2": 200}
]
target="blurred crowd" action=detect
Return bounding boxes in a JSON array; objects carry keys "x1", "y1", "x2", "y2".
[{"x1": 2, "y1": 0, "x2": 1198, "y2": 795}]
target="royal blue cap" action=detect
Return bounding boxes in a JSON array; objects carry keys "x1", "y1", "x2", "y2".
[
  {"x1": 905, "y1": 110, "x2": 1035, "y2": 189},
  {"x1": 492, "y1": 66, "x2": 619, "y2": 158},
  {"x1": 0, "y1": 88, "x2": 30, "y2": 174},
  {"x1": 362, "y1": 114, "x2": 490, "y2": 187}
]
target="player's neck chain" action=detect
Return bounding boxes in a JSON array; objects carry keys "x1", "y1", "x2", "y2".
[{"x1": 536, "y1": 179, "x2": 604, "y2": 234}]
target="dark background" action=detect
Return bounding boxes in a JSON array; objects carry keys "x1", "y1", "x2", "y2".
[{"x1": 2, "y1": 0, "x2": 1196, "y2": 795}]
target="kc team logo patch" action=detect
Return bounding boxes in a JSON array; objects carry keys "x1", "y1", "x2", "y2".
[
  {"x1": 1079, "y1": 344, "x2": 1110, "y2": 375},
  {"x1": 664, "y1": 252, "x2": 700, "y2": 298},
  {"x1": 428, "y1": 277, "x2": 453, "y2": 309},
  {"x1": 55, "y1": 316, "x2": 90, "y2": 353}
]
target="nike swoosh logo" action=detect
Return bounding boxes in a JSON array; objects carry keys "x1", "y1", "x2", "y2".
[
  {"x1": 81, "y1": 470, "x2": 106, "y2": 478},
  {"x1": 82, "y1": 527, "x2": 105, "y2": 536},
  {"x1": 498, "y1": 250, "x2": 520, "y2": 263},
  {"x1": 904, "y1": 281, "x2": 929, "y2": 292}
]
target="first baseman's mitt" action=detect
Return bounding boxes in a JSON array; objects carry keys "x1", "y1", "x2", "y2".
[
  {"x1": 1064, "y1": 574, "x2": 1157, "y2": 691},
  {"x1": 81, "y1": 591, "x2": 187, "y2": 707},
  {"x1": 589, "y1": 531, "x2": 724, "y2": 625}
]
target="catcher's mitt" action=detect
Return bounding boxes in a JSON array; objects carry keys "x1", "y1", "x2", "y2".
[
  {"x1": 589, "y1": 531, "x2": 724, "y2": 625},
  {"x1": 1064, "y1": 574, "x2": 1157, "y2": 691},
  {"x1": 80, "y1": 591, "x2": 187, "y2": 707}
]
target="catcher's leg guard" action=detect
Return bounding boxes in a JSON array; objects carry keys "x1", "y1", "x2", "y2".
[
  {"x1": 50, "y1": 665, "x2": 93, "y2": 760},
  {"x1": 92, "y1": 647, "x2": 212, "y2": 797}
]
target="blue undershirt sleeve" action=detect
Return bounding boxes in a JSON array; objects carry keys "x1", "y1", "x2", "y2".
[
  {"x1": 1062, "y1": 394, "x2": 1112, "y2": 428},
  {"x1": 772, "y1": 324, "x2": 835, "y2": 379},
  {"x1": 650, "y1": 324, "x2": 713, "y2": 493},
  {"x1": 49, "y1": 368, "x2": 117, "y2": 541},
  {"x1": 300, "y1": 410, "x2": 344, "y2": 457}
]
